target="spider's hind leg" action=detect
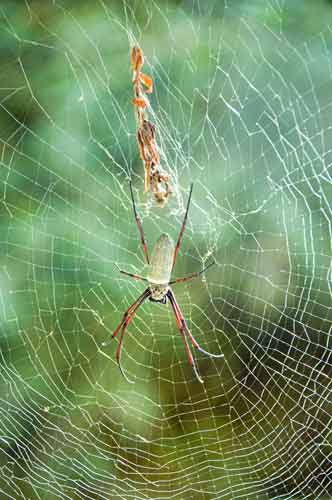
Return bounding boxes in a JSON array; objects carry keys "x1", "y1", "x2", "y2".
[
  {"x1": 167, "y1": 290, "x2": 204, "y2": 384},
  {"x1": 168, "y1": 289, "x2": 224, "y2": 381},
  {"x1": 105, "y1": 288, "x2": 151, "y2": 383}
]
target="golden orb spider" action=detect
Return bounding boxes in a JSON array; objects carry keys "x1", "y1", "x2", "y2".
[{"x1": 110, "y1": 182, "x2": 224, "y2": 383}]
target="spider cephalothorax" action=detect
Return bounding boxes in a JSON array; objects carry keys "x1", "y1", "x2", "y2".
[
  {"x1": 110, "y1": 182, "x2": 224, "y2": 383},
  {"x1": 149, "y1": 284, "x2": 169, "y2": 303}
]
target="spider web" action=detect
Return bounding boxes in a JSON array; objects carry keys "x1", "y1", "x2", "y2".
[{"x1": 0, "y1": 0, "x2": 332, "y2": 498}]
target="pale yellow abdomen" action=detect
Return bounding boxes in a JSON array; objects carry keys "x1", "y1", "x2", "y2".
[{"x1": 147, "y1": 234, "x2": 174, "y2": 284}]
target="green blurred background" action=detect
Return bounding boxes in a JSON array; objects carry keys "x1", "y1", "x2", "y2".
[{"x1": 0, "y1": 0, "x2": 332, "y2": 499}]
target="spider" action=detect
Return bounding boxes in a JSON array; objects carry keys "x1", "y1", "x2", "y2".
[{"x1": 110, "y1": 182, "x2": 224, "y2": 383}]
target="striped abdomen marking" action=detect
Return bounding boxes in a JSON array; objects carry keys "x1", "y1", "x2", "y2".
[{"x1": 147, "y1": 234, "x2": 174, "y2": 285}]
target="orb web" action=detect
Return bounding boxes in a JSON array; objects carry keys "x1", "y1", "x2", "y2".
[{"x1": 0, "y1": 1, "x2": 331, "y2": 499}]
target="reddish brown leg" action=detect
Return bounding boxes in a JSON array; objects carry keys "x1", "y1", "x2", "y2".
[
  {"x1": 111, "y1": 288, "x2": 151, "y2": 383},
  {"x1": 172, "y1": 183, "x2": 194, "y2": 270},
  {"x1": 167, "y1": 290, "x2": 203, "y2": 383},
  {"x1": 114, "y1": 264, "x2": 148, "y2": 282},
  {"x1": 108, "y1": 288, "x2": 150, "y2": 343},
  {"x1": 119, "y1": 270, "x2": 147, "y2": 281},
  {"x1": 169, "y1": 261, "x2": 215, "y2": 285},
  {"x1": 169, "y1": 290, "x2": 224, "y2": 360},
  {"x1": 129, "y1": 181, "x2": 150, "y2": 264}
]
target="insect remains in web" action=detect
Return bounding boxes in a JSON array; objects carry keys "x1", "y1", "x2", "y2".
[
  {"x1": 104, "y1": 182, "x2": 224, "y2": 384},
  {"x1": 131, "y1": 45, "x2": 171, "y2": 207}
]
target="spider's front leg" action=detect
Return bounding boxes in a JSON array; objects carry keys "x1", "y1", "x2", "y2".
[
  {"x1": 172, "y1": 183, "x2": 193, "y2": 270},
  {"x1": 129, "y1": 181, "x2": 150, "y2": 264}
]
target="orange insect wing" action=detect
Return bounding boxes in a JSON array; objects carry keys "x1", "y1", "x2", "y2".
[
  {"x1": 132, "y1": 97, "x2": 149, "y2": 108},
  {"x1": 139, "y1": 73, "x2": 153, "y2": 94}
]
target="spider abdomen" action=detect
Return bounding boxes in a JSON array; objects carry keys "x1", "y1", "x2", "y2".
[{"x1": 147, "y1": 233, "x2": 174, "y2": 285}]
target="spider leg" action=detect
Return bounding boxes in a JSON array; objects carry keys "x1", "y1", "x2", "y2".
[
  {"x1": 169, "y1": 289, "x2": 224, "y2": 359},
  {"x1": 109, "y1": 288, "x2": 151, "y2": 383},
  {"x1": 116, "y1": 324, "x2": 135, "y2": 384},
  {"x1": 114, "y1": 264, "x2": 148, "y2": 282},
  {"x1": 129, "y1": 181, "x2": 150, "y2": 264},
  {"x1": 169, "y1": 260, "x2": 215, "y2": 285},
  {"x1": 167, "y1": 290, "x2": 203, "y2": 383},
  {"x1": 172, "y1": 183, "x2": 193, "y2": 270},
  {"x1": 104, "y1": 288, "x2": 150, "y2": 344}
]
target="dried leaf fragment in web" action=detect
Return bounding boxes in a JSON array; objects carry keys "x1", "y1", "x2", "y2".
[{"x1": 131, "y1": 45, "x2": 172, "y2": 207}]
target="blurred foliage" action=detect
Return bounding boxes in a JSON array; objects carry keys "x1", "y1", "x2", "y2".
[{"x1": 0, "y1": 0, "x2": 332, "y2": 499}]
